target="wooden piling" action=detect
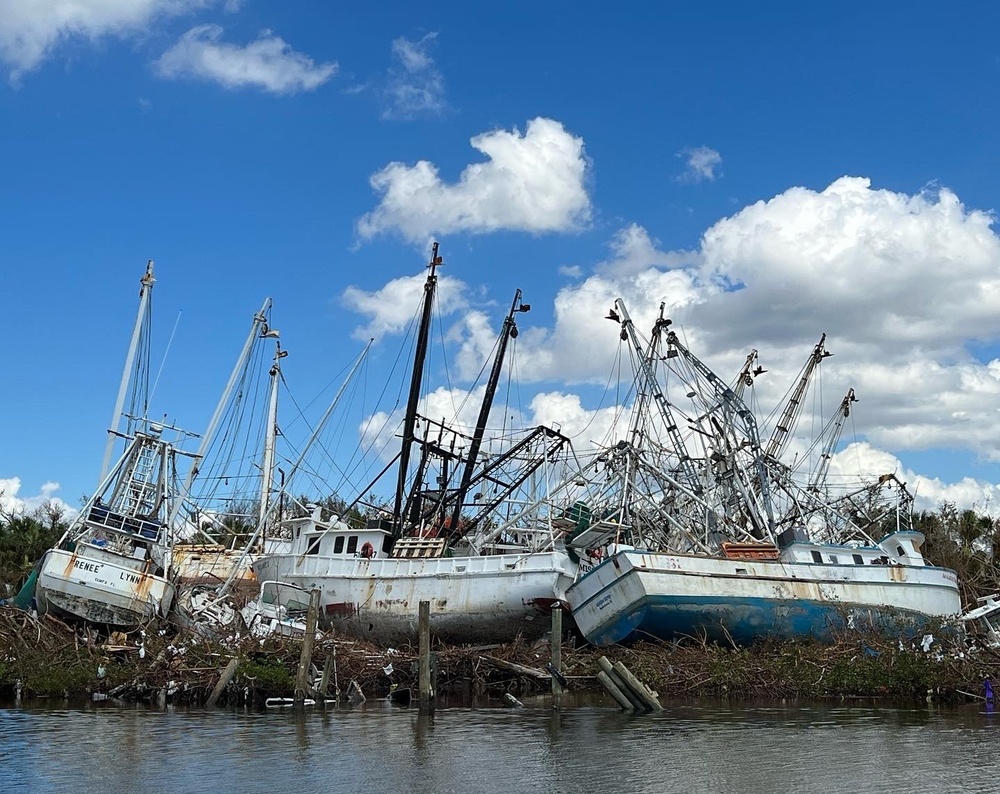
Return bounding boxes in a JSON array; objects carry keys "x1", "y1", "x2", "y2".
[
  {"x1": 597, "y1": 670, "x2": 634, "y2": 710},
  {"x1": 318, "y1": 654, "x2": 334, "y2": 701},
  {"x1": 551, "y1": 605, "x2": 564, "y2": 705},
  {"x1": 206, "y1": 657, "x2": 239, "y2": 708},
  {"x1": 418, "y1": 600, "x2": 434, "y2": 712},
  {"x1": 294, "y1": 588, "x2": 320, "y2": 707},
  {"x1": 597, "y1": 656, "x2": 644, "y2": 710},
  {"x1": 612, "y1": 661, "x2": 663, "y2": 711}
]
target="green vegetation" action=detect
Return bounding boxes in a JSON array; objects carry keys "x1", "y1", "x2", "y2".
[
  {"x1": 0, "y1": 501, "x2": 68, "y2": 597},
  {"x1": 913, "y1": 502, "x2": 1000, "y2": 604}
]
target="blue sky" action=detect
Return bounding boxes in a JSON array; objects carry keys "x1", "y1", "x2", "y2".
[{"x1": 3, "y1": 1, "x2": 1000, "y2": 517}]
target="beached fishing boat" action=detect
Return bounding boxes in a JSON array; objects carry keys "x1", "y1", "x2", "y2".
[
  {"x1": 562, "y1": 300, "x2": 961, "y2": 646},
  {"x1": 34, "y1": 427, "x2": 183, "y2": 628},
  {"x1": 567, "y1": 533, "x2": 961, "y2": 646},
  {"x1": 34, "y1": 263, "x2": 187, "y2": 628},
  {"x1": 252, "y1": 245, "x2": 579, "y2": 644}
]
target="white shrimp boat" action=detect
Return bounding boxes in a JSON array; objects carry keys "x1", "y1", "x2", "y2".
[
  {"x1": 561, "y1": 300, "x2": 961, "y2": 646},
  {"x1": 251, "y1": 245, "x2": 579, "y2": 644},
  {"x1": 567, "y1": 532, "x2": 961, "y2": 646},
  {"x1": 34, "y1": 428, "x2": 180, "y2": 628},
  {"x1": 252, "y1": 506, "x2": 577, "y2": 644}
]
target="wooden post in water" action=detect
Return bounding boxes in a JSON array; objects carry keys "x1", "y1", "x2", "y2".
[
  {"x1": 551, "y1": 604, "x2": 564, "y2": 706},
  {"x1": 206, "y1": 658, "x2": 239, "y2": 708},
  {"x1": 318, "y1": 654, "x2": 334, "y2": 703},
  {"x1": 294, "y1": 588, "x2": 320, "y2": 707},
  {"x1": 597, "y1": 656, "x2": 644, "y2": 710},
  {"x1": 612, "y1": 660, "x2": 663, "y2": 711},
  {"x1": 418, "y1": 600, "x2": 434, "y2": 712}
]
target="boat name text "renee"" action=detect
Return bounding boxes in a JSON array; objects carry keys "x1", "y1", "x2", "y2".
[{"x1": 73, "y1": 559, "x2": 101, "y2": 574}]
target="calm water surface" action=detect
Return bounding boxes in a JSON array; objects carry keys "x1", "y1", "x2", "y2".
[{"x1": 1, "y1": 696, "x2": 997, "y2": 793}]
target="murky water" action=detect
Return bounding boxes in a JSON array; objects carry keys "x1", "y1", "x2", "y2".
[{"x1": 1, "y1": 696, "x2": 996, "y2": 793}]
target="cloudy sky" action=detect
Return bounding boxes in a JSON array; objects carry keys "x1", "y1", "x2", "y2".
[{"x1": 3, "y1": 1, "x2": 1000, "y2": 518}]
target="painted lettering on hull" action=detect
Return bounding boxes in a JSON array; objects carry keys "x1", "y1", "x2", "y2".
[{"x1": 73, "y1": 559, "x2": 102, "y2": 574}]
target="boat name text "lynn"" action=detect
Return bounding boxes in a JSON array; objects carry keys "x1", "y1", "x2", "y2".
[{"x1": 120, "y1": 571, "x2": 142, "y2": 584}]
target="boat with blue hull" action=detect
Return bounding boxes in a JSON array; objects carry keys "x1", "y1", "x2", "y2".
[
  {"x1": 559, "y1": 299, "x2": 962, "y2": 646},
  {"x1": 568, "y1": 533, "x2": 961, "y2": 646}
]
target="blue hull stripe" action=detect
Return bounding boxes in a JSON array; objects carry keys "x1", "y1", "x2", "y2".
[{"x1": 586, "y1": 593, "x2": 941, "y2": 647}]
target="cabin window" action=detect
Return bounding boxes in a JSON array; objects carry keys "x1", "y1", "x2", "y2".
[
  {"x1": 347, "y1": 536, "x2": 359, "y2": 554},
  {"x1": 735, "y1": 568, "x2": 748, "y2": 575},
  {"x1": 382, "y1": 536, "x2": 393, "y2": 554},
  {"x1": 810, "y1": 550, "x2": 823, "y2": 563},
  {"x1": 829, "y1": 555, "x2": 839, "y2": 564},
  {"x1": 896, "y1": 545, "x2": 905, "y2": 557},
  {"x1": 306, "y1": 536, "x2": 321, "y2": 556},
  {"x1": 853, "y1": 554, "x2": 863, "y2": 565},
  {"x1": 334, "y1": 536, "x2": 345, "y2": 554}
]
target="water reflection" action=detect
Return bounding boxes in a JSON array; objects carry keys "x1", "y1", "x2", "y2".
[{"x1": 1, "y1": 699, "x2": 998, "y2": 794}]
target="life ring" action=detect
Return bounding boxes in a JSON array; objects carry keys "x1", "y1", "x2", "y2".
[{"x1": 360, "y1": 541, "x2": 375, "y2": 559}]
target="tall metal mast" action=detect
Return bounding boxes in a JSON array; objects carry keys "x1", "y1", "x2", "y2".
[
  {"x1": 258, "y1": 331, "x2": 286, "y2": 532},
  {"x1": 100, "y1": 260, "x2": 155, "y2": 484},
  {"x1": 807, "y1": 387, "x2": 857, "y2": 495},
  {"x1": 448, "y1": 289, "x2": 530, "y2": 533},
  {"x1": 166, "y1": 298, "x2": 273, "y2": 528},
  {"x1": 664, "y1": 328, "x2": 776, "y2": 540},
  {"x1": 615, "y1": 300, "x2": 703, "y2": 497},
  {"x1": 764, "y1": 333, "x2": 831, "y2": 461},
  {"x1": 393, "y1": 243, "x2": 442, "y2": 534}
]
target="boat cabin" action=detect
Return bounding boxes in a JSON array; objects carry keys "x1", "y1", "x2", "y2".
[
  {"x1": 778, "y1": 528, "x2": 931, "y2": 567},
  {"x1": 284, "y1": 505, "x2": 394, "y2": 559}
]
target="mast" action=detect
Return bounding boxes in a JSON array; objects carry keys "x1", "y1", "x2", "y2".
[
  {"x1": 258, "y1": 331, "x2": 285, "y2": 534},
  {"x1": 100, "y1": 260, "x2": 155, "y2": 484},
  {"x1": 447, "y1": 289, "x2": 530, "y2": 534},
  {"x1": 764, "y1": 333, "x2": 831, "y2": 461},
  {"x1": 166, "y1": 297, "x2": 272, "y2": 528},
  {"x1": 392, "y1": 243, "x2": 442, "y2": 535},
  {"x1": 807, "y1": 388, "x2": 857, "y2": 495}
]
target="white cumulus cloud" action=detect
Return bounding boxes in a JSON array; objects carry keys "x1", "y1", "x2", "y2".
[
  {"x1": 0, "y1": 0, "x2": 214, "y2": 82},
  {"x1": 356, "y1": 117, "x2": 592, "y2": 243},
  {"x1": 342, "y1": 271, "x2": 469, "y2": 341},
  {"x1": 0, "y1": 477, "x2": 74, "y2": 517},
  {"x1": 154, "y1": 24, "x2": 337, "y2": 94}
]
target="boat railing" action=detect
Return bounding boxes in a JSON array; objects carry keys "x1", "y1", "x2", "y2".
[{"x1": 88, "y1": 504, "x2": 162, "y2": 541}]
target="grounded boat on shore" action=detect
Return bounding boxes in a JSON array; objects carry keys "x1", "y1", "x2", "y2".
[
  {"x1": 251, "y1": 245, "x2": 579, "y2": 644},
  {"x1": 31, "y1": 263, "x2": 195, "y2": 629},
  {"x1": 35, "y1": 426, "x2": 182, "y2": 628},
  {"x1": 561, "y1": 300, "x2": 961, "y2": 646},
  {"x1": 252, "y1": 505, "x2": 577, "y2": 644},
  {"x1": 567, "y1": 532, "x2": 961, "y2": 646}
]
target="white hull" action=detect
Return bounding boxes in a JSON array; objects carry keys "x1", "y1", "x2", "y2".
[
  {"x1": 35, "y1": 547, "x2": 174, "y2": 629},
  {"x1": 568, "y1": 548, "x2": 962, "y2": 646},
  {"x1": 252, "y1": 551, "x2": 577, "y2": 644}
]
